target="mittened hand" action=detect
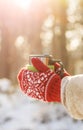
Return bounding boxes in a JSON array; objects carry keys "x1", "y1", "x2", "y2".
[
  {"x1": 54, "y1": 62, "x2": 70, "y2": 78},
  {"x1": 17, "y1": 58, "x2": 61, "y2": 102}
]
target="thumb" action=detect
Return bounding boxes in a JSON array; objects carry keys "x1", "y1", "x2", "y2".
[{"x1": 31, "y1": 58, "x2": 49, "y2": 72}]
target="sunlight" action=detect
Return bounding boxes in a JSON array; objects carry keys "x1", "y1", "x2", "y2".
[
  {"x1": 67, "y1": 0, "x2": 79, "y2": 14},
  {"x1": 15, "y1": 36, "x2": 25, "y2": 48},
  {"x1": 66, "y1": 38, "x2": 80, "y2": 51},
  {"x1": 43, "y1": 15, "x2": 55, "y2": 29},
  {"x1": 14, "y1": 0, "x2": 32, "y2": 10}
]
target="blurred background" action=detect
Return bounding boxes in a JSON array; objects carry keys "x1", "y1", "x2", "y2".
[{"x1": 0, "y1": 0, "x2": 83, "y2": 130}]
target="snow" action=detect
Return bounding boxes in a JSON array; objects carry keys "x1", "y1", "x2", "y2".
[
  {"x1": 0, "y1": 78, "x2": 12, "y2": 92},
  {"x1": 0, "y1": 78, "x2": 83, "y2": 130}
]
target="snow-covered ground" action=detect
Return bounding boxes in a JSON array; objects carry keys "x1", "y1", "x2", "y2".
[{"x1": 0, "y1": 78, "x2": 83, "y2": 130}]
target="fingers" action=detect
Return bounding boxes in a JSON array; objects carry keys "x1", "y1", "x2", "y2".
[
  {"x1": 54, "y1": 62, "x2": 61, "y2": 70},
  {"x1": 17, "y1": 68, "x2": 27, "y2": 93},
  {"x1": 54, "y1": 62, "x2": 70, "y2": 77},
  {"x1": 64, "y1": 70, "x2": 70, "y2": 76},
  {"x1": 31, "y1": 58, "x2": 49, "y2": 72},
  {"x1": 17, "y1": 68, "x2": 25, "y2": 81}
]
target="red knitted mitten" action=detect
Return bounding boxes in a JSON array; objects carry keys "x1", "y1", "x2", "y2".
[
  {"x1": 17, "y1": 58, "x2": 61, "y2": 102},
  {"x1": 54, "y1": 62, "x2": 70, "y2": 78}
]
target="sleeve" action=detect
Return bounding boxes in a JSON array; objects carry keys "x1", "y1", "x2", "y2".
[{"x1": 61, "y1": 74, "x2": 83, "y2": 119}]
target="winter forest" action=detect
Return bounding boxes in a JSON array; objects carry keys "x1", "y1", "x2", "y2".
[{"x1": 0, "y1": 0, "x2": 83, "y2": 130}]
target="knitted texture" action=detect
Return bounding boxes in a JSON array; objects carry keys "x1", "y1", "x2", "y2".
[
  {"x1": 54, "y1": 62, "x2": 70, "y2": 78},
  {"x1": 18, "y1": 58, "x2": 61, "y2": 102}
]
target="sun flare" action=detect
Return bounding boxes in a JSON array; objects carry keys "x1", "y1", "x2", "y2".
[{"x1": 14, "y1": 0, "x2": 32, "y2": 10}]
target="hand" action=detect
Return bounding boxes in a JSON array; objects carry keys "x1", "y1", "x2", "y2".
[
  {"x1": 49, "y1": 58, "x2": 70, "y2": 78},
  {"x1": 17, "y1": 58, "x2": 69, "y2": 102},
  {"x1": 54, "y1": 62, "x2": 70, "y2": 78}
]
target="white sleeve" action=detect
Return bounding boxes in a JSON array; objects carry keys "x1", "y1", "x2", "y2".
[{"x1": 61, "y1": 74, "x2": 83, "y2": 119}]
